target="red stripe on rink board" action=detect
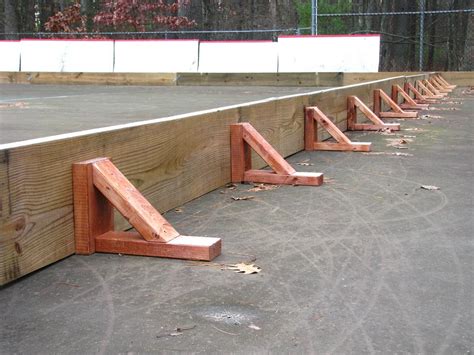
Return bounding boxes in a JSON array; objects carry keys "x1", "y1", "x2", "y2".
[
  {"x1": 279, "y1": 34, "x2": 381, "y2": 38},
  {"x1": 0, "y1": 40, "x2": 21, "y2": 42},
  {"x1": 115, "y1": 39, "x2": 199, "y2": 42},
  {"x1": 20, "y1": 38, "x2": 114, "y2": 42},
  {"x1": 200, "y1": 40, "x2": 274, "y2": 43}
]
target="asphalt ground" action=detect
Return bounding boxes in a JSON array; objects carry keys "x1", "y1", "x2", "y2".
[
  {"x1": 0, "y1": 84, "x2": 324, "y2": 144},
  {"x1": 0, "y1": 87, "x2": 473, "y2": 354}
]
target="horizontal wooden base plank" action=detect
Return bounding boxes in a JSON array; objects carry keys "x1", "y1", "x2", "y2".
[
  {"x1": 244, "y1": 170, "x2": 323, "y2": 186},
  {"x1": 350, "y1": 123, "x2": 400, "y2": 131},
  {"x1": 95, "y1": 232, "x2": 221, "y2": 261},
  {"x1": 379, "y1": 111, "x2": 418, "y2": 119},
  {"x1": 312, "y1": 142, "x2": 372, "y2": 152}
]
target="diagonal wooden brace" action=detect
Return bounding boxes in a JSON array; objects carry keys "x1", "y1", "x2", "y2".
[
  {"x1": 404, "y1": 82, "x2": 436, "y2": 104},
  {"x1": 429, "y1": 77, "x2": 451, "y2": 93},
  {"x1": 417, "y1": 80, "x2": 444, "y2": 99},
  {"x1": 231, "y1": 122, "x2": 323, "y2": 186},
  {"x1": 347, "y1": 96, "x2": 400, "y2": 132},
  {"x1": 431, "y1": 76, "x2": 452, "y2": 92},
  {"x1": 305, "y1": 106, "x2": 371, "y2": 152},
  {"x1": 391, "y1": 85, "x2": 429, "y2": 111},
  {"x1": 423, "y1": 79, "x2": 447, "y2": 97},
  {"x1": 73, "y1": 157, "x2": 221, "y2": 261},
  {"x1": 373, "y1": 89, "x2": 418, "y2": 119},
  {"x1": 435, "y1": 75, "x2": 456, "y2": 89}
]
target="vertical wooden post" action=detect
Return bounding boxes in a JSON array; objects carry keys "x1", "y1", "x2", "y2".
[{"x1": 73, "y1": 158, "x2": 114, "y2": 255}]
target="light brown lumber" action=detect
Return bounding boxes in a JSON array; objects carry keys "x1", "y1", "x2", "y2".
[
  {"x1": 305, "y1": 106, "x2": 371, "y2": 152},
  {"x1": 373, "y1": 89, "x2": 418, "y2": 119},
  {"x1": 347, "y1": 96, "x2": 400, "y2": 132}
]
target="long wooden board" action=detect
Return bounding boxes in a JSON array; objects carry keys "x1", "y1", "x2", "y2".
[{"x1": 0, "y1": 73, "x2": 430, "y2": 285}]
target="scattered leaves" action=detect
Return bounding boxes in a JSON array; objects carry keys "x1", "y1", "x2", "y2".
[
  {"x1": 378, "y1": 127, "x2": 395, "y2": 135},
  {"x1": 156, "y1": 325, "x2": 196, "y2": 339},
  {"x1": 386, "y1": 138, "x2": 412, "y2": 149},
  {"x1": 363, "y1": 152, "x2": 413, "y2": 157},
  {"x1": 227, "y1": 263, "x2": 261, "y2": 275},
  {"x1": 420, "y1": 114, "x2": 443, "y2": 119},
  {"x1": 247, "y1": 183, "x2": 280, "y2": 192},
  {"x1": 226, "y1": 183, "x2": 237, "y2": 190},
  {"x1": 421, "y1": 185, "x2": 440, "y2": 191},
  {"x1": 231, "y1": 196, "x2": 255, "y2": 201},
  {"x1": 296, "y1": 159, "x2": 314, "y2": 166},
  {"x1": 0, "y1": 102, "x2": 28, "y2": 109}
]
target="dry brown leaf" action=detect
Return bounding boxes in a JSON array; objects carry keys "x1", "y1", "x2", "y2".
[
  {"x1": 247, "y1": 183, "x2": 280, "y2": 192},
  {"x1": 363, "y1": 152, "x2": 413, "y2": 157},
  {"x1": 0, "y1": 102, "x2": 28, "y2": 109},
  {"x1": 174, "y1": 208, "x2": 183, "y2": 213},
  {"x1": 227, "y1": 263, "x2": 261, "y2": 274},
  {"x1": 225, "y1": 183, "x2": 237, "y2": 190},
  {"x1": 231, "y1": 196, "x2": 255, "y2": 201},
  {"x1": 421, "y1": 114, "x2": 443, "y2": 119},
  {"x1": 421, "y1": 185, "x2": 440, "y2": 191}
]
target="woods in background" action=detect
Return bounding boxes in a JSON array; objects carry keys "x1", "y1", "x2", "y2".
[{"x1": 1, "y1": 0, "x2": 472, "y2": 71}]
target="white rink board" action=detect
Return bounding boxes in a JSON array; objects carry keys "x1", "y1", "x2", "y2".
[
  {"x1": 114, "y1": 40, "x2": 199, "y2": 73},
  {"x1": 20, "y1": 40, "x2": 114, "y2": 72},
  {"x1": 278, "y1": 35, "x2": 380, "y2": 72},
  {"x1": 198, "y1": 41, "x2": 278, "y2": 73},
  {"x1": 0, "y1": 41, "x2": 20, "y2": 71}
]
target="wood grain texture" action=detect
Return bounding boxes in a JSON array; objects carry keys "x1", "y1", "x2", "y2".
[
  {"x1": 72, "y1": 158, "x2": 114, "y2": 254},
  {"x1": 95, "y1": 232, "x2": 221, "y2": 261},
  {"x1": 0, "y1": 72, "x2": 177, "y2": 85},
  {"x1": 0, "y1": 74, "x2": 426, "y2": 285},
  {"x1": 92, "y1": 159, "x2": 179, "y2": 243}
]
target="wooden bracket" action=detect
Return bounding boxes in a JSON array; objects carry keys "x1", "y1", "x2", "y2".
[
  {"x1": 305, "y1": 106, "x2": 371, "y2": 152},
  {"x1": 403, "y1": 82, "x2": 435, "y2": 104},
  {"x1": 347, "y1": 96, "x2": 400, "y2": 131},
  {"x1": 429, "y1": 77, "x2": 451, "y2": 93},
  {"x1": 231, "y1": 122, "x2": 323, "y2": 186},
  {"x1": 423, "y1": 79, "x2": 447, "y2": 97},
  {"x1": 435, "y1": 75, "x2": 456, "y2": 89},
  {"x1": 72, "y1": 157, "x2": 221, "y2": 261},
  {"x1": 391, "y1": 84, "x2": 429, "y2": 111},
  {"x1": 417, "y1": 80, "x2": 444, "y2": 99},
  {"x1": 373, "y1": 89, "x2": 418, "y2": 119},
  {"x1": 432, "y1": 76, "x2": 453, "y2": 91}
]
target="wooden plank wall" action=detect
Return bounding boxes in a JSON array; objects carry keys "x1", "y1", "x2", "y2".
[
  {"x1": 1, "y1": 71, "x2": 470, "y2": 87},
  {"x1": 0, "y1": 74, "x2": 429, "y2": 285}
]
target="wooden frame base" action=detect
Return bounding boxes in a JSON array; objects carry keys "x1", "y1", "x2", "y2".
[
  {"x1": 392, "y1": 84, "x2": 429, "y2": 111},
  {"x1": 435, "y1": 74, "x2": 456, "y2": 89},
  {"x1": 417, "y1": 80, "x2": 444, "y2": 99},
  {"x1": 373, "y1": 89, "x2": 418, "y2": 119},
  {"x1": 73, "y1": 157, "x2": 221, "y2": 261},
  {"x1": 231, "y1": 122, "x2": 323, "y2": 186},
  {"x1": 430, "y1": 77, "x2": 452, "y2": 93},
  {"x1": 423, "y1": 79, "x2": 448, "y2": 97},
  {"x1": 404, "y1": 82, "x2": 436, "y2": 104},
  {"x1": 347, "y1": 96, "x2": 400, "y2": 131},
  {"x1": 305, "y1": 106, "x2": 371, "y2": 152}
]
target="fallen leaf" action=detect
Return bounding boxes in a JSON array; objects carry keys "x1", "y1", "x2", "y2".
[
  {"x1": 231, "y1": 196, "x2": 255, "y2": 201},
  {"x1": 156, "y1": 325, "x2": 196, "y2": 339},
  {"x1": 421, "y1": 185, "x2": 440, "y2": 190},
  {"x1": 247, "y1": 183, "x2": 280, "y2": 192},
  {"x1": 0, "y1": 102, "x2": 28, "y2": 109},
  {"x1": 248, "y1": 324, "x2": 261, "y2": 330},
  {"x1": 225, "y1": 183, "x2": 237, "y2": 190},
  {"x1": 421, "y1": 114, "x2": 442, "y2": 119},
  {"x1": 227, "y1": 263, "x2": 261, "y2": 274},
  {"x1": 363, "y1": 152, "x2": 413, "y2": 157},
  {"x1": 378, "y1": 127, "x2": 395, "y2": 135},
  {"x1": 174, "y1": 208, "x2": 183, "y2": 213}
]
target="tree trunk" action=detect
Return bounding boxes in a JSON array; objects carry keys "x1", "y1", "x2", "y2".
[{"x1": 4, "y1": 0, "x2": 19, "y2": 39}]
